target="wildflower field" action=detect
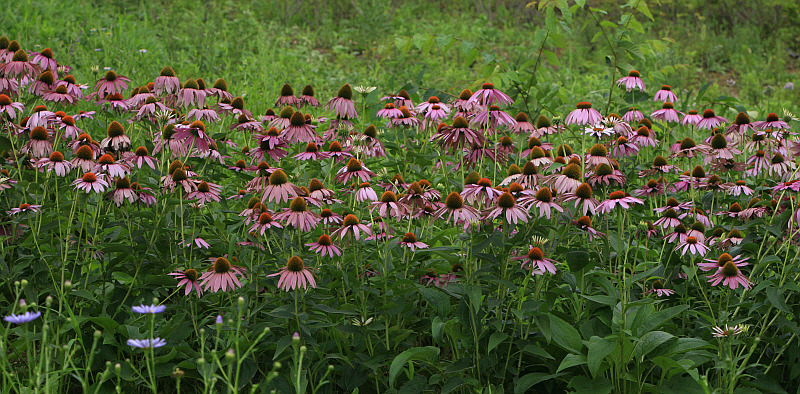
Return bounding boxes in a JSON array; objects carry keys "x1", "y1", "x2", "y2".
[{"x1": 3, "y1": 0, "x2": 800, "y2": 392}]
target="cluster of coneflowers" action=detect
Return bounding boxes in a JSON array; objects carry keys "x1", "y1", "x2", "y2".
[{"x1": 0, "y1": 35, "x2": 797, "y2": 303}]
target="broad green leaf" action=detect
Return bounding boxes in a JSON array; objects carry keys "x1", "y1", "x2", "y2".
[
  {"x1": 487, "y1": 332, "x2": 508, "y2": 354},
  {"x1": 587, "y1": 336, "x2": 616, "y2": 377},
  {"x1": 549, "y1": 314, "x2": 583, "y2": 353},
  {"x1": 634, "y1": 331, "x2": 674, "y2": 359},
  {"x1": 515, "y1": 372, "x2": 567, "y2": 394},
  {"x1": 389, "y1": 346, "x2": 440, "y2": 388},
  {"x1": 556, "y1": 353, "x2": 587, "y2": 373},
  {"x1": 636, "y1": 305, "x2": 688, "y2": 336}
]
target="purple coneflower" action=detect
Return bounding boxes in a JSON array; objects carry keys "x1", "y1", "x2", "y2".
[
  {"x1": 326, "y1": 84, "x2": 358, "y2": 119},
  {"x1": 126, "y1": 146, "x2": 159, "y2": 170},
  {"x1": 154, "y1": 66, "x2": 180, "y2": 95},
  {"x1": 753, "y1": 112, "x2": 790, "y2": 130},
  {"x1": 396, "y1": 232, "x2": 428, "y2": 252},
  {"x1": 483, "y1": 192, "x2": 529, "y2": 224},
  {"x1": 355, "y1": 182, "x2": 378, "y2": 202},
  {"x1": 100, "y1": 121, "x2": 131, "y2": 152},
  {"x1": 186, "y1": 180, "x2": 222, "y2": 204},
  {"x1": 471, "y1": 105, "x2": 516, "y2": 132},
  {"x1": 430, "y1": 116, "x2": 486, "y2": 153},
  {"x1": 368, "y1": 191, "x2": 408, "y2": 219},
  {"x1": 696, "y1": 109, "x2": 728, "y2": 130},
  {"x1": 72, "y1": 172, "x2": 108, "y2": 193},
  {"x1": 93, "y1": 70, "x2": 129, "y2": 99},
  {"x1": 651, "y1": 102, "x2": 682, "y2": 123},
  {"x1": 547, "y1": 162, "x2": 583, "y2": 194},
  {"x1": 595, "y1": 191, "x2": 644, "y2": 214},
  {"x1": 172, "y1": 120, "x2": 213, "y2": 153},
  {"x1": 281, "y1": 112, "x2": 319, "y2": 144},
  {"x1": 331, "y1": 214, "x2": 372, "y2": 240},
  {"x1": 654, "y1": 85, "x2": 678, "y2": 102},
  {"x1": 514, "y1": 247, "x2": 558, "y2": 275},
  {"x1": 565, "y1": 102, "x2": 602, "y2": 126},
  {"x1": 468, "y1": 82, "x2": 514, "y2": 107},
  {"x1": 176, "y1": 78, "x2": 206, "y2": 108},
  {"x1": 531, "y1": 115, "x2": 563, "y2": 138},
  {"x1": 616, "y1": 70, "x2": 646, "y2": 91},
  {"x1": 199, "y1": 257, "x2": 246, "y2": 293},
  {"x1": 0, "y1": 94, "x2": 23, "y2": 119},
  {"x1": 35, "y1": 151, "x2": 71, "y2": 176},
  {"x1": 434, "y1": 192, "x2": 481, "y2": 228},
  {"x1": 268, "y1": 256, "x2": 316, "y2": 291},
  {"x1": 23, "y1": 126, "x2": 53, "y2": 158},
  {"x1": 249, "y1": 212, "x2": 282, "y2": 235},
  {"x1": 376, "y1": 102, "x2": 403, "y2": 119},
  {"x1": 646, "y1": 280, "x2": 675, "y2": 297},
  {"x1": 335, "y1": 158, "x2": 375, "y2": 184},
  {"x1": 56, "y1": 75, "x2": 87, "y2": 99},
  {"x1": 707, "y1": 260, "x2": 752, "y2": 290},
  {"x1": 622, "y1": 107, "x2": 644, "y2": 123},
  {"x1": 6, "y1": 203, "x2": 42, "y2": 216},
  {"x1": 168, "y1": 268, "x2": 203, "y2": 297},
  {"x1": 571, "y1": 216, "x2": 606, "y2": 240},
  {"x1": 93, "y1": 154, "x2": 130, "y2": 178},
  {"x1": 29, "y1": 48, "x2": 58, "y2": 74},
  {"x1": 559, "y1": 183, "x2": 600, "y2": 216},
  {"x1": 0, "y1": 49, "x2": 42, "y2": 79},
  {"x1": 275, "y1": 83, "x2": 301, "y2": 107},
  {"x1": 274, "y1": 197, "x2": 320, "y2": 231},
  {"x1": 674, "y1": 236, "x2": 709, "y2": 256},
  {"x1": 306, "y1": 234, "x2": 341, "y2": 258},
  {"x1": 298, "y1": 84, "x2": 319, "y2": 108},
  {"x1": 680, "y1": 110, "x2": 702, "y2": 126},
  {"x1": 261, "y1": 169, "x2": 302, "y2": 204}
]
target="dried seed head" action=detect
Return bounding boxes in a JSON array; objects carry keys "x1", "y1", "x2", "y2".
[
  {"x1": 507, "y1": 164, "x2": 522, "y2": 176},
  {"x1": 231, "y1": 97, "x2": 245, "y2": 110},
  {"x1": 535, "y1": 187, "x2": 552, "y2": 202},
  {"x1": 75, "y1": 145, "x2": 94, "y2": 160},
  {"x1": 734, "y1": 112, "x2": 751, "y2": 125},
  {"x1": 380, "y1": 191, "x2": 398, "y2": 203},
  {"x1": 445, "y1": 192, "x2": 464, "y2": 209},
  {"x1": 476, "y1": 178, "x2": 492, "y2": 187},
  {"x1": 38, "y1": 70, "x2": 55, "y2": 85},
  {"x1": 289, "y1": 197, "x2": 307, "y2": 212},
  {"x1": 97, "y1": 154, "x2": 115, "y2": 165},
  {"x1": 561, "y1": 163, "x2": 582, "y2": 180},
  {"x1": 115, "y1": 177, "x2": 131, "y2": 189},
  {"x1": 268, "y1": 169, "x2": 288, "y2": 185},
  {"x1": 30, "y1": 126, "x2": 49, "y2": 141},
  {"x1": 535, "y1": 115, "x2": 552, "y2": 128},
  {"x1": 556, "y1": 144, "x2": 573, "y2": 157},
  {"x1": 464, "y1": 171, "x2": 481, "y2": 185},
  {"x1": 522, "y1": 162, "x2": 538, "y2": 176},
  {"x1": 160, "y1": 66, "x2": 175, "y2": 77},
  {"x1": 290, "y1": 111, "x2": 306, "y2": 127},
  {"x1": 301, "y1": 84, "x2": 314, "y2": 96},
  {"x1": 452, "y1": 116, "x2": 470, "y2": 129},
  {"x1": 171, "y1": 168, "x2": 188, "y2": 182},
  {"x1": 337, "y1": 84, "x2": 353, "y2": 100},
  {"x1": 106, "y1": 121, "x2": 124, "y2": 138},
  {"x1": 595, "y1": 164, "x2": 613, "y2": 177},
  {"x1": 679, "y1": 137, "x2": 696, "y2": 151},
  {"x1": 280, "y1": 83, "x2": 294, "y2": 97},
  {"x1": 589, "y1": 143, "x2": 608, "y2": 157},
  {"x1": 213, "y1": 257, "x2": 231, "y2": 273},
  {"x1": 527, "y1": 247, "x2": 544, "y2": 260},
  {"x1": 575, "y1": 183, "x2": 593, "y2": 199},
  {"x1": 458, "y1": 89, "x2": 472, "y2": 100},
  {"x1": 497, "y1": 192, "x2": 515, "y2": 208},
  {"x1": 710, "y1": 134, "x2": 727, "y2": 150}
]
